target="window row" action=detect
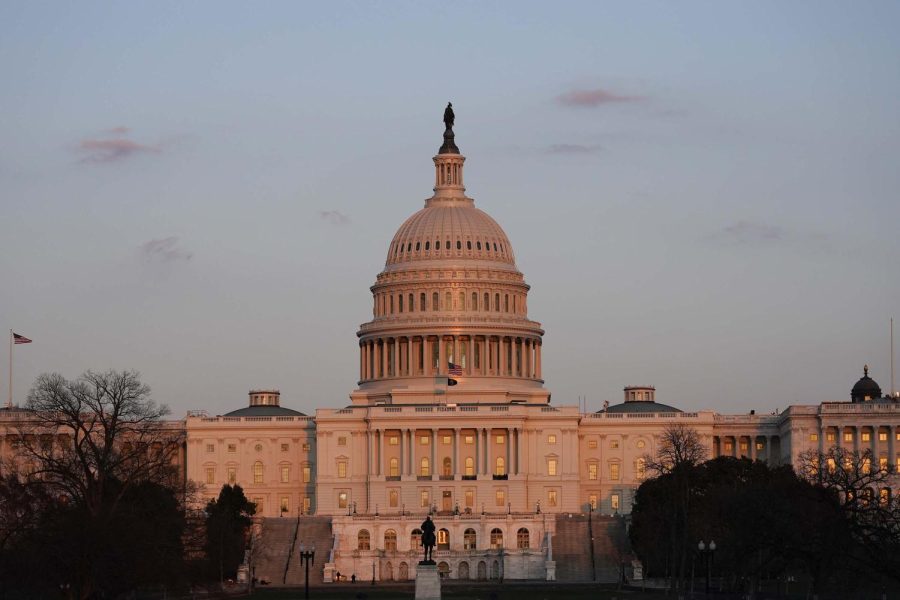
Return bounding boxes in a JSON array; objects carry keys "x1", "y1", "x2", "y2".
[
  {"x1": 205, "y1": 442, "x2": 312, "y2": 453},
  {"x1": 357, "y1": 527, "x2": 530, "y2": 551},
  {"x1": 203, "y1": 462, "x2": 312, "y2": 485},
  {"x1": 374, "y1": 290, "x2": 526, "y2": 317},
  {"x1": 389, "y1": 237, "x2": 508, "y2": 259}
]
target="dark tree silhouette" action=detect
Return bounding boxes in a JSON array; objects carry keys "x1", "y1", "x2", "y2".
[{"x1": 205, "y1": 484, "x2": 256, "y2": 583}]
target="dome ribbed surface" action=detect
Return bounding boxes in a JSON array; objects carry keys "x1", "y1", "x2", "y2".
[{"x1": 385, "y1": 204, "x2": 516, "y2": 267}]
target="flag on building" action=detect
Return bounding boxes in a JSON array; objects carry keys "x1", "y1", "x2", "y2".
[
  {"x1": 13, "y1": 333, "x2": 32, "y2": 344},
  {"x1": 448, "y1": 362, "x2": 463, "y2": 375}
]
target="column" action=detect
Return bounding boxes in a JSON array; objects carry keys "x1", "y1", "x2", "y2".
[
  {"x1": 381, "y1": 340, "x2": 388, "y2": 379},
  {"x1": 378, "y1": 429, "x2": 384, "y2": 476},
  {"x1": 484, "y1": 428, "x2": 490, "y2": 474},
  {"x1": 431, "y1": 428, "x2": 437, "y2": 479},
  {"x1": 854, "y1": 426, "x2": 860, "y2": 453},
  {"x1": 368, "y1": 430, "x2": 374, "y2": 476},
  {"x1": 749, "y1": 436, "x2": 757, "y2": 461},
  {"x1": 391, "y1": 338, "x2": 398, "y2": 377},
  {"x1": 505, "y1": 428, "x2": 511, "y2": 475},
  {"x1": 454, "y1": 428, "x2": 460, "y2": 476},
  {"x1": 438, "y1": 337, "x2": 446, "y2": 375},
  {"x1": 515, "y1": 428, "x2": 520, "y2": 474},
  {"x1": 453, "y1": 336, "x2": 459, "y2": 368},
  {"x1": 889, "y1": 426, "x2": 895, "y2": 470},
  {"x1": 481, "y1": 338, "x2": 488, "y2": 376},
  {"x1": 475, "y1": 427, "x2": 480, "y2": 476},
  {"x1": 524, "y1": 340, "x2": 532, "y2": 378},
  {"x1": 819, "y1": 424, "x2": 825, "y2": 454},
  {"x1": 535, "y1": 342, "x2": 542, "y2": 379},
  {"x1": 398, "y1": 427, "x2": 405, "y2": 477},
  {"x1": 499, "y1": 338, "x2": 506, "y2": 376}
]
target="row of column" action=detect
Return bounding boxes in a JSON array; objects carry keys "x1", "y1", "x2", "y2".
[
  {"x1": 359, "y1": 335, "x2": 542, "y2": 382},
  {"x1": 713, "y1": 435, "x2": 780, "y2": 463},
  {"x1": 366, "y1": 427, "x2": 522, "y2": 478},
  {"x1": 818, "y1": 424, "x2": 897, "y2": 459}
]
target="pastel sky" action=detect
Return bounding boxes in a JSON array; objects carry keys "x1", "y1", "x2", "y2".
[{"x1": 2, "y1": 1, "x2": 899, "y2": 417}]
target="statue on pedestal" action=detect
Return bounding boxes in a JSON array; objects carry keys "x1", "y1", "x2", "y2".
[{"x1": 420, "y1": 515, "x2": 437, "y2": 564}]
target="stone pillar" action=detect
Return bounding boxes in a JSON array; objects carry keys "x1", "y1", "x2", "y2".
[
  {"x1": 378, "y1": 430, "x2": 384, "y2": 476},
  {"x1": 381, "y1": 340, "x2": 388, "y2": 379},
  {"x1": 484, "y1": 428, "x2": 490, "y2": 474},
  {"x1": 392, "y1": 338, "x2": 399, "y2": 377},
  {"x1": 889, "y1": 426, "x2": 896, "y2": 470},
  {"x1": 854, "y1": 426, "x2": 860, "y2": 453},
  {"x1": 475, "y1": 428, "x2": 480, "y2": 476},
  {"x1": 360, "y1": 344, "x2": 365, "y2": 381},
  {"x1": 536, "y1": 342, "x2": 542, "y2": 379},
  {"x1": 526, "y1": 340, "x2": 533, "y2": 378},
  {"x1": 407, "y1": 337, "x2": 414, "y2": 376},
  {"x1": 499, "y1": 338, "x2": 506, "y2": 376},
  {"x1": 505, "y1": 428, "x2": 511, "y2": 475},
  {"x1": 431, "y1": 428, "x2": 437, "y2": 479},
  {"x1": 408, "y1": 429, "x2": 414, "y2": 475},
  {"x1": 453, "y1": 336, "x2": 459, "y2": 368},
  {"x1": 749, "y1": 436, "x2": 757, "y2": 461},
  {"x1": 438, "y1": 337, "x2": 446, "y2": 375},
  {"x1": 399, "y1": 427, "x2": 405, "y2": 476},
  {"x1": 454, "y1": 428, "x2": 460, "y2": 476}
]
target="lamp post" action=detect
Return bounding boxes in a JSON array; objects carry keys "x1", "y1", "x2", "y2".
[
  {"x1": 298, "y1": 542, "x2": 315, "y2": 600},
  {"x1": 697, "y1": 540, "x2": 716, "y2": 598}
]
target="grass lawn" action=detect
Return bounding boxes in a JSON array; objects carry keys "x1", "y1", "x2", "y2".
[{"x1": 250, "y1": 582, "x2": 660, "y2": 600}]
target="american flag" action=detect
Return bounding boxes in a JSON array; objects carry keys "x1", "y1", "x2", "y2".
[
  {"x1": 448, "y1": 362, "x2": 463, "y2": 376},
  {"x1": 13, "y1": 332, "x2": 32, "y2": 344}
]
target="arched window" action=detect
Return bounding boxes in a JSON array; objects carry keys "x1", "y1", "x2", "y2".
[
  {"x1": 407, "y1": 243, "x2": 412, "y2": 252},
  {"x1": 459, "y1": 291, "x2": 465, "y2": 311},
  {"x1": 516, "y1": 528, "x2": 530, "y2": 549},
  {"x1": 358, "y1": 529, "x2": 371, "y2": 550},
  {"x1": 420, "y1": 293, "x2": 426, "y2": 311},
  {"x1": 420, "y1": 457, "x2": 430, "y2": 477},
  {"x1": 484, "y1": 293, "x2": 489, "y2": 310},
  {"x1": 253, "y1": 461, "x2": 264, "y2": 484},
  {"x1": 390, "y1": 457, "x2": 399, "y2": 477},
  {"x1": 467, "y1": 240, "x2": 472, "y2": 250},
  {"x1": 416, "y1": 241, "x2": 420, "y2": 251},
  {"x1": 445, "y1": 240, "x2": 450, "y2": 250},
  {"x1": 408, "y1": 293, "x2": 414, "y2": 312},
  {"x1": 472, "y1": 292, "x2": 478, "y2": 310},
  {"x1": 494, "y1": 293, "x2": 500, "y2": 312},
  {"x1": 456, "y1": 240, "x2": 461, "y2": 250},
  {"x1": 490, "y1": 528, "x2": 503, "y2": 549},
  {"x1": 477, "y1": 241, "x2": 482, "y2": 250},
  {"x1": 465, "y1": 457, "x2": 474, "y2": 476},
  {"x1": 445, "y1": 292, "x2": 451, "y2": 310},
  {"x1": 435, "y1": 239, "x2": 440, "y2": 251},
  {"x1": 384, "y1": 529, "x2": 397, "y2": 552},
  {"x1": 425, "y1": 241, "x2": 430, "y2": 250},
  {"x1": 495, "y1": 457, "x2": 505, "y2": 476},
  {"x1": 493, "y1": 243, "x2": 498, "y2": 251},
  {"x1": 443, "y1": 457, "x2": 452, "y2": 476},
  {"x1": 464, "y1": 528, "x2": 477, "y2": 550},
  {"x1": 504, "y1": 294, "x2": 509, "y2": 312},
  {"x1": 437, "y1": 528, "x2": 450, "y2": 550},
  {"x1": 398, "y1": 294, "x2": 403, "y2": 313},
  {"x1": 411, "y1": 529, "x2": 423, "y2": 549},
  {"x1": 432, "y1": 292, "x2": 439, "y2": 311},
  {"x1": 390, "y1": 295, "x2": 394, "y2": 314}
]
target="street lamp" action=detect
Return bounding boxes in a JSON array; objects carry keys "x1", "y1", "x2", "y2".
[
  {"x1": 697, "y1": 540, "x2": 716, "y2": 598},
  {"x1": 298, "y1": 542, "x2": 315, "y2": 600}
]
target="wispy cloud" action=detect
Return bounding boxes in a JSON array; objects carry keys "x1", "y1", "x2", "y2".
[
  {"x1": 106, "y1": 126, "x2": 130, "y2": 135},
  {"x1": 319, "y1": 210, "x2": 351, "y2": 225},
  {"x1": 557, "y1": 88, "x2": 644, "y2": 108},
  {"x1": 717, "y1": 221, "x2": 786, "y2": 244},
  {"x1": 139, "y1": 237, "x2": 193, "y2": 263},
  {"x1": 546, "y1": 143, "x2": 602, "y2": 155},
  {"x1": 78, "y1": 138, "x2": 159, "y2": 164}
]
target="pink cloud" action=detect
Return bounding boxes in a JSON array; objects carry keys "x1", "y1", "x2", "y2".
[
  {"x1": 77, "y1": 138, "x2": 159, "y2": 164},
  {"x1": 557, "y1": 88, "x2": 644, "y2": 107},
  {"x1": 107, "y1": 126, "x2": 130, "y2": 135}
]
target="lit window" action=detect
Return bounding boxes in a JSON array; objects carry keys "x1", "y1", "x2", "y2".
[
  {"x1": 862, "y1": 458, "x2": 871, "y2": 474},
  {"x1": 281, "y1": 465, "x2": 290, "y2": 483},
  {"x1": 302, "y1": 466, "x2": 311, "y2": 483},
  {"x1": 548, "y1": 434, "x2": 557, "y2": 444},
  {"x1": 610, "y1": 440, "x2": 619, "y2": 449},
  {"x1": 464, "y1": 456, "x2": 475, "y2": 476},
  {"x1": 496, "y1": 435, "x2": 505, "y2": 444},
  {"x1": 879, "y1": 457, "x2": 888, "y2": 471},
  {"x1": 442, "y1": 457, "x2": 452, "y2": 476},
  {"x1": 442, "y1": 435, "x2": 451, "y2": 445},
  {"x1": 338, "y1": 491, "x2": 348, "y2": 509},
  {"x1": 389, "y1": 436, "x2": 399, "y2": 445},
  {"x1": 724, "y1": 441, "x2": 733, "y2": 452},
  {"x1": 756, "y1": 442, "x2": 764, "y2": 450},
  {"x1": 302, "y1": 443, "x2": 311, "y2": 452},
  {"x1": 826, "y1": 432, "x2": 835, "y2": 442},
  {"x1": 844, "y1": 432, "x2": 853, "y2": 443},
  {"x1": 227, "y1": 467, "x2": 236, "y2": 484},
  {"x1": 338, "y1": 436, "x2": 347, "y2": 446},
  {"x1": 862, "y1": 432, "x2": 871, "y2": 442},
  {"x1": 496, "y1": 457, "x2": 506, "y2": 476},
  {"x1": 740, "y1": 442, "x2": 749, "y2": 452},
  {"x1": 495, "y1": 489, "x2": 505, "y2": 506},
  {"x1": 589, "y1": 494, "x2": 598, "y2": 510},
  {"x1": 303, "y1": 497, "x2": 311, "y2": 513},
  {"x1": 465, "y1": 489, "x2": 474, "y2": 508},
  {"x1": 635, "y1": 458, "x2": 646, "y2": 477},
  {"x1": 421, "y1": 436, "x2": 430, "y2": 445},
  {"x1": 611, "y1": 494, "x2": 620, "y2": 511},
  {"x1": 280, "y1": 496, "x2": 289, "y2": 513},
  {"x1": 420, "y1": 457, "x2": 430, "y2": 477},
  {"x1": 547, "y1": 490, "x2": 557, "y2": 506},
  {"x1": 879, "y1": 432, "x2": 887, "y2": 442},
  {"x1": 810, "y1": 433, "x2": 819, "y2": 442},
  {"x1": 253, "y1": 461, "x2": 264, "y2": 484},
  {"x1": 517, "y1": 528, "x2": 530, "y2": 549},
  {"x1": 206, "y1": 444, "x2": 215, "y2": 453},
  {"x1": 358, "y1": 529, "x2": 371, "y2": 550},
  {"x1": 390, "y1": 457, "x2": 399, "y2": 477},
  {"x1": 490, "y1": 528, "x2": 504, "y2": 549},
  {"x1": 827, "y1": 458, "x2": 837, "y2": 473},
  {"x1": 879, "y1": 489, "x2": 890, "y2": 506},
  {"x1": 281, "y1": 443, "x2": 289, "y2": 452},
  {"x1": 465, "y1": 435, "x2": 474, "y2": 445},
  {"x1": 547, "y1": 459, "x2": 557, "y2": 476},
  {"x1": 420, "y1": 490, "x2": 429, "y2": 507},
  {"x1": 464, "y1": 528, "x2": 477, "y2": 549},
  {"x1": 896, "y1": 432, "x2": 900, "y2": 441},
  {"x1": 206, "y1": 467, "x2": 215, "y2": 485},
  {"x1": 588, "y1": 463, "x2": 598, "y2": 480},
  {"x1": 338, "y1": 461, "x2": 347, "y2": 478},
  {"x1": 254, "y1": 497, "x2": 265, "y2": 514},
  {"x1": 227, "y1": 444, "x2": 237, "y2": 453},
  {"x1": 609, "y1": 463, "x2": 620, "y2": 480},
  {"x1": 588, "y1": 440, "x2": 598, "y2": 449}
]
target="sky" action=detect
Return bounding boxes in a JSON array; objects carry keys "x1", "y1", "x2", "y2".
[{"x1": 2, "y1": 1, "x2": 899, "y2": 418}]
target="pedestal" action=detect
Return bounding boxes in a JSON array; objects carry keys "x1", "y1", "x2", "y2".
[{"x1": 415, "y1": 562, "x2": 441, "y2": 600}]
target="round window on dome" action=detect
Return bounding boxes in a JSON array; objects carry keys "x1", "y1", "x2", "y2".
[{"x1": 425, "y1": 241, "x2": 430, "y2": 250}]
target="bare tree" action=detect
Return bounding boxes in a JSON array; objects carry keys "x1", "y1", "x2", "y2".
[
  {"x1": 13, "y1": 370, "x2": 184, "y2": 518},
  {"x1": 643, "y1": 422, "x2": 708, "y2": 477}
]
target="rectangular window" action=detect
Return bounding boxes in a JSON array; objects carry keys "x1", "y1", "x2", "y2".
[
  {"x1": 610, "y1": 440, "x2": 619, "y2": 449},
  {"x1": 862, "y1": 432, "x2": 871, "y2": 442},
  {"x1": 548, "y1": 434, "x2": 557, "y2": 444},
  {"x1": 611, "y1": 494, "x2": 620, "y2": 511},
  {"x1": 879, "y1": 432, "x2": 887, "y2": 442},
  {"x1": 227, "y1": 467, "x2": 236, "y2": 485},
  {"x1": 389, "y1": 489, "x2": 399, "y2": 507},
  {"x1": 588, "y1": 439, "x2": 598, "y2": 449},
  {"x1": 338, "y1": 491, "x2": 348, "y2": 509},
  {"x1": 739, "y1": 441, "x2": 749, "y2": 452},
  {"x1": 496, "y1": 435, "x2": 505, "y2": 444},
  {"x1": 281, "y1": 466, "x2": 290, "y2": 483},
  {"x1": 724, "y1": 442, "x2": 733, "y2": 452},
  {"x1": 589, "y1": 494, "x2": 598, "y2": 510},
  {"x1": 338, "y1": 436, "x2": 347, "y2": 446},
  {"x1": 254, "y1": 497, "x2": 265, "y2": 514},
  {"x1": 227, "y1": 444, "x2": 237, "y2": 453},
  {"x1": 281, "y1": 443, "x2": 289, "y2": 452},
  {"x1": 465, "y1": 435, "x2": 474, "y2": 444},
  {"x1": 442, "y1": 435, "x2": 452, "y2": 445},
  {"x1": 547, "y1": 490, "x2": 557, "y2": 507},
  {"x1": 420, "y1": 490, "x2": 430, "y2": 508},
  {"x1": 588, "y1": 463, "x2": 598, "y2": 480},
  {"x1": 338, "y1": 461, "x2": 347, "y2": 478},
  {"x1": 809, "y1": 433, "x2": 819, "y2": 442},
  {"x1": 879, "y1": 457, "x2": 888, "y2": 471},
  {"x1": 205, "y1": 467, "x2": 215, "y2": 485},
  {"x1": 302, "y1": 466, "x2": 311, "y2": 483},
  {"x1": 389, "y1": 436, "x2": 399, "y2": 445},
  {"x1": 280, "y1": 496, "x2": 289, "y2": 513},
  {"x1": 547, "y1": 459, "x2": 558, "y2": 476},
  {"x1": 420, "y1": 436, "x2": 430, "y2": 445},
  {"x1": 896, "y1": 433, "x2": 900, "y2": 441},
  {"x1": 756, "y1": 442, "x2": 764, "y2": 450},
  {"x1": 609, "y1": 464, "x2": 620, "y2": 480},
  {"x1": 206, "y1": 444, "x2": 215, "y2": 453},
  {"x1": 302, "y1": 443, "x2": 311, "y2": 452},
  {"x1": 465, "y1": 489, "x2": 474, "y2": 508},
  {"x1": 826, "y1": 432, "x2": 835, "y2": 442},
  {"x1": 843, "y1": 432, "x2": 853, "y2": 442},
  {"x1": 496, "y1": 489, "x2": 505, "y2": 506},
  {"x1": 303, "y1": 497, "x2": 311, "y2": 513}
]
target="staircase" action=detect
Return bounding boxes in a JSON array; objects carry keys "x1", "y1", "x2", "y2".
[
  {"x1": 253, "y1": 517, "x2": 333, "y2": 586},
  {"x1": 552, "y1": 514, "x2": 629, "y2": 583}
]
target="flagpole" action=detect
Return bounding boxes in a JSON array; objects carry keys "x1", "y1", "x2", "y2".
[
  {"x1": 891, "y1": 317, "x2": 895, "y2": 398},
  {"x1": 8, "y1": 329, "x2": 12, "y2": 408}
]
